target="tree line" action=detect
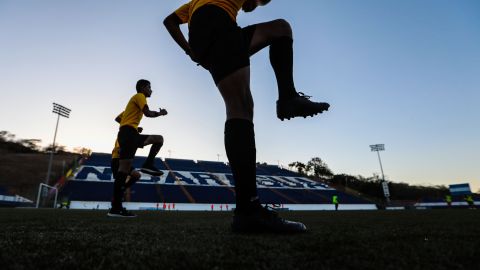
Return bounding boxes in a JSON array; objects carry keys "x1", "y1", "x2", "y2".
[
  {"x1": 0, "y1": 131, "x2": 91, "y2": 156},
  {"x1": 289, "y1": 157, "x2": 452, "y2": 201}
]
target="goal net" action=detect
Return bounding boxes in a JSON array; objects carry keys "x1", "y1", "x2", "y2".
[{"x1": 36, "y1": 183, "x2": 58, "y2": 208}]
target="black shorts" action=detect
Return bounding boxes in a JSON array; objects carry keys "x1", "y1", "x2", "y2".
[
  {"x1": 189, "y1": 4, "x2": 256, "y2": 84},
  {"x1": 110, "y1": 158, "x2": 134, "y2": 180},
  {"x1": 117, "y1": 125, "x2": 148, "y2": 160}
]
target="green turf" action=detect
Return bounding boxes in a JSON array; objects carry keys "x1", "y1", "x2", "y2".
[{"x1": 1, "y1": 209, "x2": 479, "y2": 270}]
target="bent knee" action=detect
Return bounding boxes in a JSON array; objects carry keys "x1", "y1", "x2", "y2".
[
  {"x1": 153, "y1": 135, "x2": 164, "y2": 144},
  {"x1": 273, "y1": 19, "x2": 292, "y2": 37}
]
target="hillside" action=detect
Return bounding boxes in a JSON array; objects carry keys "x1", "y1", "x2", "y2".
[{"x1": 0, "y1": 150, "x2": 79, "y2": 201}]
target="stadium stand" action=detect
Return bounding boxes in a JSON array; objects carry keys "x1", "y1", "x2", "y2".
[
  {"x1": 414, "y1": 195, "x2": 479, "y2": 209},
  {"x1": 256, "y1": 164, "x2": 300, "y2": 177},
  {"x1": 165, "y1": 158, "x2": 205, "y2": 172},
  {"x1": 59, "y1": 153, "x2": 377, "y2": 210},
  {"x1": 197, "y1": 160, "x2": 232, "y2": 174},
  {"x1": 0, "y1": 186, "x2": 33, "y2": 207}
]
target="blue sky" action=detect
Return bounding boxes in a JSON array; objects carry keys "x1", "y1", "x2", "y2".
[{"x1": 1, "y1": 0, "x2": 479, "y2": 191}]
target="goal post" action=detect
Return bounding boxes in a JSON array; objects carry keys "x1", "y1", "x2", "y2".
[{"x1": 36, "y1": 183, "x2": 58, "y2": 208}]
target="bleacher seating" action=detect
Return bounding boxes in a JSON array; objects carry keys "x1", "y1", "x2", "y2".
[
  {"x1": 60, "y1": 152, "x2": 373, "y2": 208},
  {"x1": 83, "y1": 152, "x2": 111, "y2": 166},
  {"x1": 197, "y1": 160, "x2": 232, "y2": 174},
  {"x1": 256, "y1": 164, "x2": 300, "y2": 177},
  {"x1": 0, "y1": 186, "x2": 33, "y2": 207},
  {"x1": 165, "y1": 158, "x2": 205, "y2": 172},
  {"x1": 183, "y1": 186, "x2": 235, "y2": 204}
]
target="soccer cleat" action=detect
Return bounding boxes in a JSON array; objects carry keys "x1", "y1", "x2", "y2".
[
  {"x1": 140, "y1": 164, "x2": 164, "y2": 176},
  {"x1": 231, "y1": 205, "x2": 307, "y2": 233},
  {"x1": 107, "y1": 207, "x2": 137, "y2": 218},
  {"x1": 276, "y1": 92, "x2": 330, "y2": 121}
]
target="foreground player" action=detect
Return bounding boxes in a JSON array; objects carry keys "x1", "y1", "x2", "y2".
[
  {"x1": 108, "y1": 79, "x2": 167, "y2": 217},
  {"x1": 164, "y1": 0, "x2": 329, "y2": 232}
]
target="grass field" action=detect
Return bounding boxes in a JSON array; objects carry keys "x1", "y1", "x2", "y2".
[{"x1": 1, "y1": 209, "x2": 479, "y2": 270}]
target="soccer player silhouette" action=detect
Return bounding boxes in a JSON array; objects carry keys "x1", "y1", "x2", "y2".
[
  {"x1": 164, "y1": 0, "x2": 329, "y2": 232},
  {"x1": 108, "y1": 79, "x2": 167, "y2": 217}
]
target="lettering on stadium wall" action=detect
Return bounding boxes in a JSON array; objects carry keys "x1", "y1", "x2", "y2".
[{"x1": 74, "y1": 166, "x2": 332, "y2": 190}]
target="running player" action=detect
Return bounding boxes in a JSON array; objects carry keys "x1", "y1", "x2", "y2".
[
  {"x1": 164, "y1": 0, "x2": 328, "y2": 232},
  {"x1": 108, "y1": 79, "x2": 167, "y2": 217}
]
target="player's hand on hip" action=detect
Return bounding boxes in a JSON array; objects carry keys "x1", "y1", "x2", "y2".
[{"x1": 187, "y1": 49, "x2": 200, "y2": 66}]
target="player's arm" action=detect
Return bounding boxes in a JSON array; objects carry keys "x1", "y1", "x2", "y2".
[
  {"x1": 115, "y1": 112, "x2": 123, "y2": 124},
  {"x1": 163, "y1": 4, "x2": 198, "y2": 63},
  {"x1": 163, "y1": 13, "x2": 191, "y2": 56},
  {"x1": 142, "y1": 104, "x2": 168, "y2": 118}
]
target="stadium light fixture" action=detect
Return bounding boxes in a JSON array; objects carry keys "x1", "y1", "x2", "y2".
[
  {"x1": 45, "y1": 103, "x2": 71, "y2": 184},
  {"x1": 369, "y1": 144, "x2": 390, "y2": 202}
]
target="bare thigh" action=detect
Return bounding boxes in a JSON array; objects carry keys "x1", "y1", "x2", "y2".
[
  {"x1": 248, "y1": 19, "x2": 292, "y2": 56},
  {"x1": 216, "y1": 66, "x2": 254, "y2": 121},
  {"x1": 143, "y1": 135, "x2": 164, "y2": 146}
]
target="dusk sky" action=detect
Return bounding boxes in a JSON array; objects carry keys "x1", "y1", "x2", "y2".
[{"x1": 1, "y1": 0, "x2": 479, "y2": 191}]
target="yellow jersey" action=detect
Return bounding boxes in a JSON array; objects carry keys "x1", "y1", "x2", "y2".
[
  {"x1": 119, "y1": 93, "x2": 147, "y2": 130},
  {"x1": 175, "y1": 0, "x2": 246, "y2": 24},
  {"x1": 111, "y1": 139, "x2": 120, "y2": 159}
]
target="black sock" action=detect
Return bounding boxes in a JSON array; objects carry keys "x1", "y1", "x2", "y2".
[
  {"x1": 269, "y1": 37, "x2": 297, "y2": 100},
  {"x1": 144, "y1": 142, "x2": 162, "y2": 166},
  {"x1": 224, "y1": 119, "x2": 258, "y2": 212},
  {"x1": 112, "y1": 171, "x2": 127, "y2": 209}
]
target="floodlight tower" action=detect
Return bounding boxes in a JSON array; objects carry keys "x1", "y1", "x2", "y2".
[
  {"x1": 369, "y1": 144, "x2": 390, "y2": 203},
  {"x1": 45, "y1": 103, "x2": 71, "y2": 184}
]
